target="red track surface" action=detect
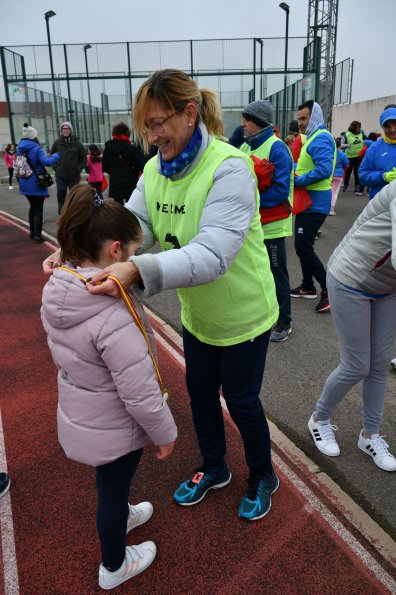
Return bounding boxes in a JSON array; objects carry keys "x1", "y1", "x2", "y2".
[{"x1": 0, "y1": 215, "x2": 395, "y2": 594}]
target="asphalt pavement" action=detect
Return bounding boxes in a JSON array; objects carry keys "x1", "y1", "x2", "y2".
[{"x1": 1, "y1": 163, "x2": 395, "y2": 542}]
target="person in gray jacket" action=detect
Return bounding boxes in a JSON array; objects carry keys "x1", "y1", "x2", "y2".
[
  {"x1": 308, "y1": 181, "x2": 396, "y2": 472},
  {"x1": 51, "y1": 121, "x2": 86, "y2": 214}
]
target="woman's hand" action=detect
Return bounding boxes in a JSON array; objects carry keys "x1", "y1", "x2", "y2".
[
  {"x1": 156, "y1": 441, "x2": 175, "y2": 461},
  {"x1": 43, "y1": 249, "x2": 62, "y2": 274},
  {"x1": 85, "y1": 261, "x2": 140, "y2": 297}
]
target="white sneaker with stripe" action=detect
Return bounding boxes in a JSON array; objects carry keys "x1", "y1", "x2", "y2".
[
  {"x1": 308, "y1": 413, "x2": 340, "y2": 456},
  {"x1": 358, "y1": 431, "x2": 396, "y2": 472},
  {"x1": 99, "y1": 542, "x2": 157, "y2": 590}
]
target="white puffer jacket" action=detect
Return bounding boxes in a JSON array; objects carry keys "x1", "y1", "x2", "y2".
[
  {"x1": 41, "y1": 265, "x2": 177, "y2": 467},
  {"x1": 328, "y1": 181, "x2": 396, "y2": 295}
]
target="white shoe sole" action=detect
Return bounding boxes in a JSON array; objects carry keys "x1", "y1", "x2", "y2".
[{"x1": 291, "y1": 294, "x2": 317, "y2": 299}]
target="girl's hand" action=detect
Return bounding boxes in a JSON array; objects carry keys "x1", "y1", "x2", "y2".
[
  {"x1": 86, "y1": 261, "x2": 140, "y2": 297},
  {"x1": 156, "y1": 441, "x2": 175, "y2": 461},
  {"x1": 43, "y1": 249, "x2": 62, "y2": 274}
]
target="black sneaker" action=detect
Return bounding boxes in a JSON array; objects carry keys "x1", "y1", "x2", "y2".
[
  {"x1": 315, "y1": 291, "x2": 331, "y2": 313},
  {"x1": 290, "y1": 285, "x2": 317, "y2": 299},
  {"x1": 270, "y1": 322, "x2": 291, "y2": 342}
]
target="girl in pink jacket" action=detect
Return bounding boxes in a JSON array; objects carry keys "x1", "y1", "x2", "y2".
[
  {"x1": 4, "y1": 143, "x2": 16, "y2": 189},
  {"x1": 86, "y1": 143, "x2": 104, "y2": 199},
  {"x1": 41, "y1": 184, "x2": 177, "y2": 590}
]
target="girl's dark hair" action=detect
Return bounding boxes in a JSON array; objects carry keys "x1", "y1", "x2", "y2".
[
  {"x1": 57, "y1": 183, "x2": 142, "y2": 263},
  {"x1": 348, "y1": 120, "x2": 361, "y2": 133},
  {"x1": 335, "y1": 136, "x2": 342, "y2": 147},
  {"x1": 88, "y1": 143, "x2": 102, "y2": 163},
  {"x1": 5, "y1": 144, "x2": 12, "y2": 152},
  {"x1": 368, "y1": 132, "x2": 378, "y2": 142}
]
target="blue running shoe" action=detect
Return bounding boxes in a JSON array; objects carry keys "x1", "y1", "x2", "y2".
[
  {"x1": 173, "y1": 466, "x2": 231, "y2": 506},
  {"x1": 238, "y1": 472, "x2": 279, "y2": 521}
]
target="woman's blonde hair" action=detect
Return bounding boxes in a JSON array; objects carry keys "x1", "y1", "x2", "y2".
[{"x1": 133, "y1": 69, "x2": 224, "y2": 152}]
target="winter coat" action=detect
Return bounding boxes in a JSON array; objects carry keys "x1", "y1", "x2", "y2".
[
  {"x1": 17, "y1": 139, "x2": 59, "y2": 197},
  {"x1": 87, "y1": 155, "x2": 103, "y2": 183},
  {"x1": 102, "y1": 139, "x2": 146, "y2": 201},
  {"x1": 4, "y1": 151, "x2": 16, "y2": 169},
  {"x1": 328, "y1": 181, "x2": 396, "y2": 295},
  {"x1": 359, "y1": 138, "x2": 396, "y2": 200},
  {"x1": 50, "y1": 135, "x2": 86, "y2": 181},
  {"x1": 41, "y1": 265, "x2": 177, "y2": 467}
]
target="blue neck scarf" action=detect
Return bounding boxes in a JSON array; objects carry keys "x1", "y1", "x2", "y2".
[{"x1": 159, "y1": 126, "x2": 202, "y2": 178}]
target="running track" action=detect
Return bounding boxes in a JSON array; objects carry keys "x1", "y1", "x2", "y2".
[{"x1": 0, "y1": 214, "x2": 395, "y2": 594}]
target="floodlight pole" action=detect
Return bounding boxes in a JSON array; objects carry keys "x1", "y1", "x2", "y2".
[
  {"x1": 279, "y1": 3, "x2": 290, "y2": 138},
  {"x1": 84, "y1": 44, "x2": 94, "y2": 141},
  {"x1": 44, "y1": 10, "x2": 59, "y2": 130}
]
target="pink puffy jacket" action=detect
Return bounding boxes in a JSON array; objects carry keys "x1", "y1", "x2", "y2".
[
  {"x1": 4, "y1": 151, "x2": 16, "y2": 169},
  {"x1": 41, "y1": 265, "x2": 177, "y2": 467}
]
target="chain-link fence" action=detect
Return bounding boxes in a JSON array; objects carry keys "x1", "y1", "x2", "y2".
[{"x1": 1, "y1": 37, "x2": 320, "y2": 147}]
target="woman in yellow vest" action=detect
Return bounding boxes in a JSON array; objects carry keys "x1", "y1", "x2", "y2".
[
  {"x1": 70, "y1": 70, "x2": 279, "y2": 521},
  {"x1": 341, "y1": 120, "x2": 365, "y2": 194}
]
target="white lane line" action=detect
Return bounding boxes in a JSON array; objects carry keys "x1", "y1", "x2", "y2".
[
  {"x1": 152, "y1": 321, "x2": 396, "y2": 593},
  {"x1": 153, "y1": 329, "x2": 186, "y2": 368},
  {"x1": 0, "y1": 408, "x2": 19, "y2": 595}
]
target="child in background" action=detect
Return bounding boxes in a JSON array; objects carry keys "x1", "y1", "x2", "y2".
[
  {"x1": 284, "y1": 134, "x2": 295, "y2": 149},
  {"x1": 4, "y1": 144, "x2": 16, "y2": 189},
  {"x1": 330, "y1": 137, "x2": 349, "y2": 215},
  {"x1": 41, "y1": 184, "x2": 177, "y2": 591},
  {"x1": 358, "y1": 133, "x2": 378, "y2": 195},
  {"x1": 87, "y1": 144, "x2": 104, "y2": 199}
]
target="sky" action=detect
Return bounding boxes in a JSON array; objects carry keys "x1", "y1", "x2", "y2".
[{"x1": 0, "y1": 0, "x2": 395, "y2": 104}]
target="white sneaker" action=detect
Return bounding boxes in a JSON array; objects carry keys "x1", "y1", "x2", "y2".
[
  {"x1": 358, "y1": 432, "x2": 396, "y2": 472},
  {"x1": 126, "y1": 501, "x2": 153, "y2": 534},
  {"x1": 308, "y1": 413, "x2": 340, "y2": 456},
  {"x1": 390, "y1": 358, "x2": 396, "y2": 369},
  {"x1": 9, "y1": 186, "x2": 13, "y2": 190},
  {"x1": 99, "y1": 542, "x2": 157, "y2": 590}
]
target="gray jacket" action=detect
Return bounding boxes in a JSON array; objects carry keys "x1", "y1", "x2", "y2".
[
  {"x1": 125, "y1": 123, "x2": 258, "y2": 297},
  {"x1": 328, "y1": 181, "x2": 396, "y2": 295},
  {"x1": 41, "y1": 266, "x2": 177, "y2": 467}
]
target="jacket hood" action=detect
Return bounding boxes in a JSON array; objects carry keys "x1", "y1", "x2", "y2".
[
  {"x1": 42, "y1": 266, "x2": 117, "y2": 329},
  {"x1": 104, "y1": 138, "x2": 132, "y2": 152},
  {"x1": 18, "y1": 138, "x2": 40, "y2": 152}
]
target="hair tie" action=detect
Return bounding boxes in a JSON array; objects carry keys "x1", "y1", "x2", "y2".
[{"x1": 93, "y1": 193, "x2": 104, "y2": 207}]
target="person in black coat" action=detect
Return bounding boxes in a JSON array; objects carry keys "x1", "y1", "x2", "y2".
[
  {"x1": 102, "y1": 123, "x2": 146, "y2": 204},
  {"x1": 50, "y1": 121, "x2": 86, "y2": 214}
]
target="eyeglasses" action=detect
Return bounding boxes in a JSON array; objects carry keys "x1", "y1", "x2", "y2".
[{"x1": 142, "y1": 112, "x2": 179, "y2": 136}]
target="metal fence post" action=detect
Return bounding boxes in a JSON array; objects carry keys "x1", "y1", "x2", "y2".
[{"x1": 0, "y1": 47, "x2": 16, "y2": 145}]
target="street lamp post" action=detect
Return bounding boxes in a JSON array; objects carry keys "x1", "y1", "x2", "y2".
[
  {"x1": 44, "y1": 10, "x2": 59, "y2": 137},
  {"x1": 279, "y1": 2, "x2": 290, "y2": 138},
  {"x1": 83, "y1": 44, "x2": 94, "y2": 142}
]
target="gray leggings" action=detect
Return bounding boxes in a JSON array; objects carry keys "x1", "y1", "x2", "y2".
[{"x1": 315, "y1": 273, "x2": 396, "y2": 433}]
